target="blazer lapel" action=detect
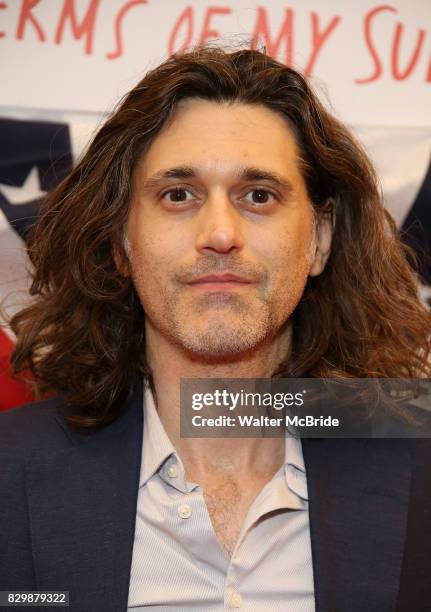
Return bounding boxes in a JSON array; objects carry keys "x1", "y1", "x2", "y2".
[
  {"x1": 302, "y1": 437, "x2": 412, "y2": 612},
  {"x1": 26, "y1": 382, "x2": 144, "y2": 612}
]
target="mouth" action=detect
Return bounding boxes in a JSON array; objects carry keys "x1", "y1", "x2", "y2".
[{"x1": 187, "y1": 273, "x2": 254, "y2": 292}]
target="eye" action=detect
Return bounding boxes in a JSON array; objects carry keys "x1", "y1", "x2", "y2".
[
  {"x1": 161, "y1": 187, "x2": 195, "y2": 204},
  {"x1": 242, "y1": 188, "x2": 277, "y2": 207}
]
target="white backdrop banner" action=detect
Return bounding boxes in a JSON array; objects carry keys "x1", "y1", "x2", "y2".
[{"x1": 0, "y1": 0, "x2": 430, "y2": 126}]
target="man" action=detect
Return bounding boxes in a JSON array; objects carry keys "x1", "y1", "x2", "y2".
[{"x1": 1, "y1": 47, "x2": 430, "y2": 612}]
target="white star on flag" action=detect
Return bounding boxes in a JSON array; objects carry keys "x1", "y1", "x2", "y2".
[{"x1": 0, "y1": 166, "x2": 46, "y2": 205}]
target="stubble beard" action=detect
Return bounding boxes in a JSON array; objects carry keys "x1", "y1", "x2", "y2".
[{"x1": 164, "y1": 292, "x2": 278, "y2": 359}]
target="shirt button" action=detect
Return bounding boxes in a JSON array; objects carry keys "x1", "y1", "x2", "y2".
[
  {"x1": 167, "y1": 465, "x2": 178, "y2": 478},
  {"x1": 178, "y1": 504, "x2": 192, "y2": 519},
  {"x1": 231, "y1": 592, "x2": 242, "y2": 608}
]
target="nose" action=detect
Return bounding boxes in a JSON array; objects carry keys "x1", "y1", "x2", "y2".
[{"x1": 195, "y1": 192, "x2": 245, "y2": 255}]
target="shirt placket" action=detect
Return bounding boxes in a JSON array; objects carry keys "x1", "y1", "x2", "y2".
[
  {"x1": 222, "y1": 464, "x2": 308, "y2": 610},
  {"x1": 159, "y1": 455, "x2": 229, "y2": 579}
]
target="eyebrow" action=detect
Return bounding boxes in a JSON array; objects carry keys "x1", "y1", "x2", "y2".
[{"x1": 139, "y1": 165, "x2": 295, "y2": 195}]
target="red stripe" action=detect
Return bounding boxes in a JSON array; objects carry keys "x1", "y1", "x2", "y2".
[{"x1": 0, "y1": 329, "x2": 34, "y2": 410}]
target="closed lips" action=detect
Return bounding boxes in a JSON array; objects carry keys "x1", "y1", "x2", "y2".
[{"x1": 188, "y1": 274, "x2": 252, "y2": 284}]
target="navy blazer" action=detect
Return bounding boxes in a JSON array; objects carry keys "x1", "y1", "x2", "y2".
[{"x1": 0, "y1": 380, "x2": 430, "y2": 612}]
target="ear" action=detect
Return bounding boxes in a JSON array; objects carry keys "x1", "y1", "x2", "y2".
[
  {"x1": 112, "y1": 231, "x2": 131, "y2": 278},
  {"x1": 308, "y1": 201, "x2": 335, "y2": 277}
]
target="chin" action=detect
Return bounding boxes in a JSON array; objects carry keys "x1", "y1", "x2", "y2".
[{"x1": 175, "y1": 324, "x2": 270, "y2": 360}]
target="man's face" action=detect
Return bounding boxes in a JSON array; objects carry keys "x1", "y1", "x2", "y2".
[{"x1": 126, "y1": 99, "x2": 331, "y2": 358}]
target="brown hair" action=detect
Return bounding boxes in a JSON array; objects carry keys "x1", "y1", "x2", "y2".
[{"x1": 7, "y1": 46, "x2": 431, "y2": 429}]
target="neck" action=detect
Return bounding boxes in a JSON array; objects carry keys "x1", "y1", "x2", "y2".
[{"x1": 145, "y1": 321, "x2": 291, "y2": 478}]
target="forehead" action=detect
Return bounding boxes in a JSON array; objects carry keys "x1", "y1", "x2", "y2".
[{"x1": 135, "y1": 99, "x2": 305, "y2": 184}]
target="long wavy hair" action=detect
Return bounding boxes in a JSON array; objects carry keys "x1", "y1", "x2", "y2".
[{"x1": 7, "y1": 46, "x2": 431, "y2": 430}]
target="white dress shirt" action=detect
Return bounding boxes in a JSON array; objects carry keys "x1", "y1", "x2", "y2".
[{"x1": 128, "y1": 385, "x2": 315, "y2": 610}]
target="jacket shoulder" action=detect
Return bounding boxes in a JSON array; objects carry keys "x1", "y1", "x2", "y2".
[{"x1": 0, "y1": 396, "x2": 72, "y2": 455}]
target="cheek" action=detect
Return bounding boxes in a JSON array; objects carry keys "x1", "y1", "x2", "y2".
[
  {"x1": 258, "y1": 226, "x2": 313, "y2": 315},
  {"x1": 126, "y1": 231, "x2": 167, "y2": 301},
  {"x1": 126, "y1": 221, "x2": 189, "y2": 316},
  {"x1": 127, "y1": 214, "x2": 167, "y2": 274},
  {"x1": 258, "y1": 222, "x2": 313, "y2": 278}
]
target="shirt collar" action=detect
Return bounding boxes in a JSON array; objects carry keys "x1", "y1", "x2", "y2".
[
  {"x1": 139, "y1": 384, "x2": 176, "y2": 487},
  {"x1": 284, "y1": 435, "x2": 308, "y2": 501},
  {"x1": 140, "y1": 385, "x2": 308, "y2": 501}
]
